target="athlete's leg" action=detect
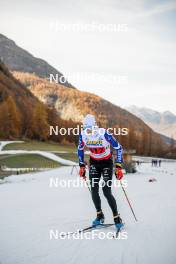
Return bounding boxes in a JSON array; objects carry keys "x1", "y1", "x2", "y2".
[
  {"x1": 89, "y1": 163, "x2": 101, "y2": 212},
  {"x1": 102, "y1": 164, "x2": 118, "y2": 216}
]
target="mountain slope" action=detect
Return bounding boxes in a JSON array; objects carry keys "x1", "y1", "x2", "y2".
[
  {"x1": 0, "y1": 61, "x2": 76, "y2": 142},
  {"x1": 13, "y1": 71, "x2": 167, "y2": 156},
  {"x1": 0, "y1": 34, "x2": 74, "y2": 88},
  {"x1": 127, "y1": 105, "x2": 176, "y2": 140},
  {"x1": 0, "y1": 60, "x2": 50, "y2": 139}
]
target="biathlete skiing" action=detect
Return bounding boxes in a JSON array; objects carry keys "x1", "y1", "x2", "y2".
[{"x1": 78, "y1": 114, "x2": 124, "y2": 232}]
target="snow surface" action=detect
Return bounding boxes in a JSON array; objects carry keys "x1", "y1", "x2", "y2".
[{"x1": 0, "y1": 161, "x2": 176, "y2": 264}]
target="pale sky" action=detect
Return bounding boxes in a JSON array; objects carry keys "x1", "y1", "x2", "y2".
[{"x1": 0, "y1": 0, "x2": 176, "y2": 114}]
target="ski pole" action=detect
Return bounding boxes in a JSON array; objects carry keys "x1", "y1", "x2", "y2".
[
  {"x1": 83, "y1": 165, "x2": 91, "y2": 194},
  {"x1": 77, "y1": 167, "x2": 91, "y2": 194},
  {"x1": 71, "y1": 165, "x2": 79, "y2": 175},
  {"x1": 120, "y1": 181, "x2": 138, "y2": 222},
  {"x1": 84, "y1": 177, "x2": 92, "y2": 194}
]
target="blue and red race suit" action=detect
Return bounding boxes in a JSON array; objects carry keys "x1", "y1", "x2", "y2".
[{"x1": 78, "y1": 128, "x2": 123, "y2": 166}]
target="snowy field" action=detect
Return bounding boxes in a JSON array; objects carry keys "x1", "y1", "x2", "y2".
[{"x1": 0, "y1": 160, "x2": 176, "y2": 264}]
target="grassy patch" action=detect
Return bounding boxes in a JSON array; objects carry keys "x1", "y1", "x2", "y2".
[
  {"x1": 54, "y1": 152, "x2": 78, "y2": 162},
  {"x1": 3, "y1": 141, "x2": 76, "y2": 152},
  {"x1": 0, "y1": 154, "x2": 11, "y2": 160},
  {"x1": 55, "y1": 152, "x2": 89, "y2": 163},
  {"x1": 0, "y1": 154, "x2": 60, "y2": 169}
]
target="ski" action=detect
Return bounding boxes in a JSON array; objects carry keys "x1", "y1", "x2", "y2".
[
  {"x1": 112, "y1": 223, "x2": 125, "y2": 239},
  {"x1": 113, "y1": 229, "x2": 121, "y2": 239},
  {"x1": 62, "y1": 223, "x2": 114, "y2": 237}
]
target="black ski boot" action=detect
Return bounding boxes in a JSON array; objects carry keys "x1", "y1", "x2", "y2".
[{"x1": 114, "y1": 214, "x2": 124, "y2": 231}]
